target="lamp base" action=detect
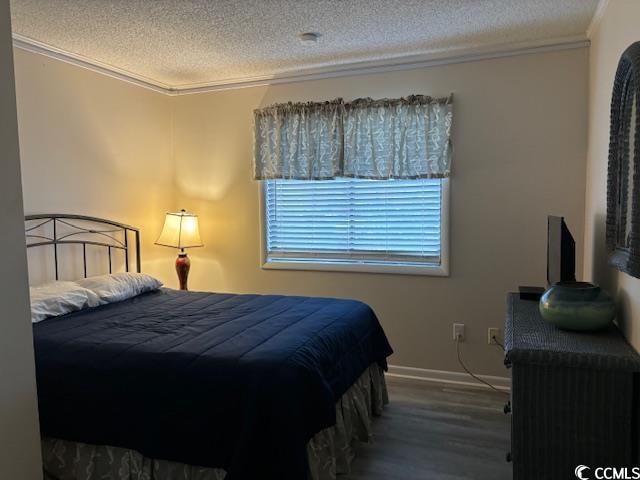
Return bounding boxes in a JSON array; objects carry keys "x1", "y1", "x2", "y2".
[{"x1": 175, "y1": 253, "x2": 191, "y2": 291}]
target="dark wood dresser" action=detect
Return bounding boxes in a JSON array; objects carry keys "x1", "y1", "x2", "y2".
[{"x1": 504, "y1": 293, "x2": 640, "y2": 479}]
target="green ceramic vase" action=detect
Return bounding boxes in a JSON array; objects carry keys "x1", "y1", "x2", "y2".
[{"x1": 539, "y1": 282, "x2": 615, "y2": 332}]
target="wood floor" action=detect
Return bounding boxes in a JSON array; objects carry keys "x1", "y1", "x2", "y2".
[{"x1": 343, "y1": 376, "x2": 512, "y2": 480}]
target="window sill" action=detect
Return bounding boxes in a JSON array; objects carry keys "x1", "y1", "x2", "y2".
[{"x1": 262, "y1": 259, "x2": 449, "y2": 277}]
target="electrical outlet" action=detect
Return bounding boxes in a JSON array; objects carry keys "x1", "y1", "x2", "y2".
[
  {"x1": 453, "y1": 323, "x2": 465, "y2": 342},
  {"x1": 488, "y1": 327, "x2": 501, "y2": 345}
]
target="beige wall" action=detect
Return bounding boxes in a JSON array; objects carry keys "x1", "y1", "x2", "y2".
[
  {"x1": 0, "y1": 0, "x2": 42, "y2": 477},
  {"x1": 173, "y1": 48, "x2": 589, "y2": 377},
  {"x1": 14, "y1": 45, "x2": 589, "y2": 378},
  {"x1": 584, "y1": 0, "x2": 640, "y2": 350},
  {"x1": 14, "y1": 49, "x2": 176, "y2": 283}
]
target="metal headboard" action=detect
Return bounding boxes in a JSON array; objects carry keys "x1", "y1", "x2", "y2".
[{"x1": 25, "y1": 214, "x2": 141, "y2": 280}]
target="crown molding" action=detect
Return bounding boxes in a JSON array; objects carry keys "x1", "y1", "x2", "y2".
[
  {"x1": 586, "y1": 0, "x2": 610, "y2": 38},
  {"x1": 173, "y1": 36, "x2": 589, "y2": 95},
  {"x1": 12, "y1": 33, "x2": 589, "y2": 96},
  {"x1": 12, "y1": 33, "x2": 172, "y2": 94}
]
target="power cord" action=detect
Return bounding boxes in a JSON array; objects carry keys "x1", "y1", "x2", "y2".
[
  {"x1": 455, "y1": 336, "x2": 508, "y2": 395},
  {"x1": 491, "y1": 335, "x2": 505, "y2": 350}
]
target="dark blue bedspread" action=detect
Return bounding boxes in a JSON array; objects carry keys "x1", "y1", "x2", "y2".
[{"x1": 33, "y1": 288, "x2": 393, "y2": 479}]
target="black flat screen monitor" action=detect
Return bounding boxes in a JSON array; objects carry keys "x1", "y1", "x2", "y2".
[{"x1": 547, "y1": 215, "x2": 576, "y2": 286}]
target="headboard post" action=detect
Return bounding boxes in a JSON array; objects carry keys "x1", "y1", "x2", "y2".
[
  {"x1": 25, "y1": 214, "x2": 142, "y2": 281},
  {"x1": 124, "y1": 232, "x2": 129, "y2": 273},
  {"x1": 52, "y1": 218, "x2": 59, "y2": 280},
  {"x1": 135, "y1": 232, "x2": 142, "y2": 273}
]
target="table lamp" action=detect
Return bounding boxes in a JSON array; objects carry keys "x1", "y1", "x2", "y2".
[{"x1": 155, "y1": 209, "x2": 203, "y2": 290}]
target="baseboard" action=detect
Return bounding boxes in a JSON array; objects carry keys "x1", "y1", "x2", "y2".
[{"x1": 387, "y1": 364, "x2": 511, "y2": 391}]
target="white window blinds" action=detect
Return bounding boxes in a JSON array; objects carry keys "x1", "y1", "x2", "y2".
[{"x1": 264, "y1": 178, "x2": 443, "y2": 267}]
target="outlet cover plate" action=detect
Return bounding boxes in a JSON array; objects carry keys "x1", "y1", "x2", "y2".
[
  {"x1": 453, "y1": 323, "x2": 465, "y2": 342},
  {"x1": 488, "y1": 327, "x2": 501, "y2": 345}
]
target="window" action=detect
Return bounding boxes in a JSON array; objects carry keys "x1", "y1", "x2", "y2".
[{"x1": 262, "y1": 177, "x2": 449, "y2": 275}]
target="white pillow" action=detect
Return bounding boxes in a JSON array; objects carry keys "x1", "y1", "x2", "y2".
[
  {"x1": 30, "y1": 281, "x2": 104, "y2": 323},
  {"x1": 77, "y1": 272, "x2": 163, "y2": 303}
]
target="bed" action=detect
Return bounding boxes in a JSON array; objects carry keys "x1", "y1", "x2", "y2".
[{"x1": 26, "y1": 215, "x2": 393, "y2": 480}]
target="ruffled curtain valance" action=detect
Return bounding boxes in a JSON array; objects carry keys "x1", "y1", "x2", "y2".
[
  {"x1": 253, "y1": 95, "x2": 452, "y2": 180},
  {"x1": 253, "y1": 100, "x2": 344, "y2": 180}
]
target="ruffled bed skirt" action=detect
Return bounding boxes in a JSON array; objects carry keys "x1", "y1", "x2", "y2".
[{"x1": 42, "y1": 364, "x2": 388, "y2": 480}]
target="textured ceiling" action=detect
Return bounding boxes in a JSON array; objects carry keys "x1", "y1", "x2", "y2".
[{"x1": 10, "y1": 0, "x2": 599, "y2": 89}]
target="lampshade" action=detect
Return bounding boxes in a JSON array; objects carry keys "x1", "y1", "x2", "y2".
[{"x1": 155, "y1": 210, "x2": 203, "y2": 250}]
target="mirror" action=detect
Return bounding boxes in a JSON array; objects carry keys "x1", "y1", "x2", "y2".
[
  {"x1": 607, "y1": 42, "x2": 640, "y2": 278},
  {"x1": 617, "y1": 84, "x2": 635, "y2": 247}
]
